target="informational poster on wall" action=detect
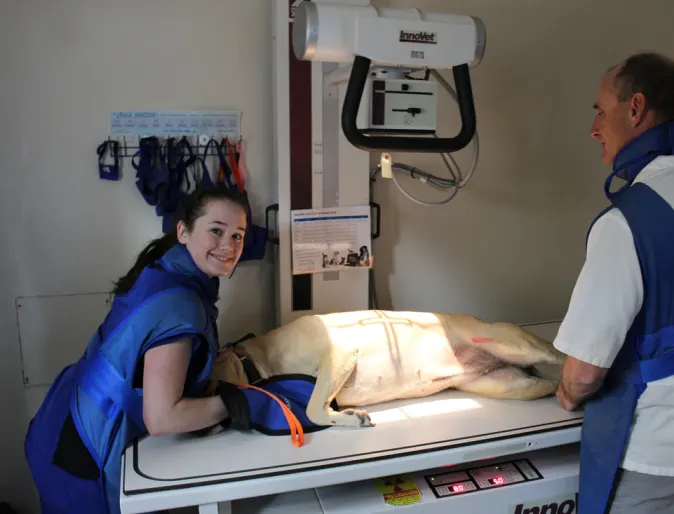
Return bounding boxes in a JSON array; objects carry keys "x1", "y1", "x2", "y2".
[
  {"x1": 109, "y1": 110, "x2": 240, "y2": 138},
  {"x1": 291, "y1": 205, "x2": 373, "y2": 275}
]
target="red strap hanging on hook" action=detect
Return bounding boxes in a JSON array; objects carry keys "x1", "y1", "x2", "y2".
[{"x1": 226, "y1": 137, "x2": 244, "y2": 192}]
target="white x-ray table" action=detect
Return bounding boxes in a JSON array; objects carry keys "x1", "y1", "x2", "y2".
[
  {"x1": 119, "y1": 321, "x2": 583, "y2": 513},
  {"x1": 120, "y1": 393, "x2": 582, "y2": 513}
]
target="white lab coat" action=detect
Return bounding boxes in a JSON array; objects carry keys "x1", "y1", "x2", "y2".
[{"x1": 554, "y1": 155, "x2": 674, "y2": 477}]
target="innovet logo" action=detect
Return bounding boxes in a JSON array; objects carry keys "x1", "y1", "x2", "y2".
[
  {"x1": 511, "y1": 492, "x2": 578, "y2": 514},
  {"x1": 399, "y1": 30, "x2": 437, "y2": 44}
]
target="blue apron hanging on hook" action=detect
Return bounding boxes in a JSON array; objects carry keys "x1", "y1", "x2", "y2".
[
  {"x1": 201, "y1": 139, "x2": 228, "y2": 189},
  {"x1": 238, "y1": 190, "x2": 268, "y2": 263},
  {"x1": 222, "y1": 137, "x2": 268, "y2": 264},
  {"x1": 196, "y1": 153, "x2": 217, "y2": 190},
  {"x1": 133, "y1": 136, "x2": 199, "y2": 233},
  {"x1": 132, "y1": 137, "x2": 165, "y2": 206},
  {"x1": 158, "y1": 137, "x2": 198, "y2": 233},
  {"x1": 153, "y1": 137, "x2": 176, "y2": 218}
]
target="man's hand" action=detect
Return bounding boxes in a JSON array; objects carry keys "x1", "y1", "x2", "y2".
[
  {"x1": 556, "y1": 382, "x2": 578, "y2": 411},
  {"x1": 556, "y1": 355, "x2": 608, "y2": 411}
]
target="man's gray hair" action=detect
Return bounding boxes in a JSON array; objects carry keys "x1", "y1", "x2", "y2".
[{"x1": 611, "y1": 52, "x2": 674, "y2": 122}]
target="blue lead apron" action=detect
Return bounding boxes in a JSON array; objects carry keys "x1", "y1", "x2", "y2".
[
  {"x1": 24, "y1": 245, "x2": 219, "y2": 514},
  {"x1": 578, "y1": 121, "x2": 674, "y2": 514}
]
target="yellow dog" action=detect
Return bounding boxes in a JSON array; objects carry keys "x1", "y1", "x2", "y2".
[{"x1": 210, "y1": 310, "x2": 563, "y2": 428}]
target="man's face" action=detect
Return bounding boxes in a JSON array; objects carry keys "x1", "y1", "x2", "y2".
[{"x1": 590, "y1": 68, "x2": 633, "y2": 165}]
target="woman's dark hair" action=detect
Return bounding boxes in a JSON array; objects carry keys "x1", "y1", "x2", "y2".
[{"x1": 112, "y1": 186, "x2": 249, "y2": 295}]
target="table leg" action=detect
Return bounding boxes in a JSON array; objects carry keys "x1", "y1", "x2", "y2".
[{"x1": 198, "y1": 502, "x2": 232, "y2": 514}]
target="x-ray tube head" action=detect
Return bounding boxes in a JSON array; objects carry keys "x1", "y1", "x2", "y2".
[
  {"x1": 292, "y1": 2, "x2": 486, "y2": 70},
  {"x1": 291, "y1": 1, "x2": 486, "y2": 154}
]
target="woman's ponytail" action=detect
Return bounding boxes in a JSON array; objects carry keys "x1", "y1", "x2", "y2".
[{"x1": 111, "y1": 229, "x2": 178, "y2": 295}]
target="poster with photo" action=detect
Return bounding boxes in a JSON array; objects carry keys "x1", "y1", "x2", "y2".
[{"x1": 291, "y1": 205, "x2": 373, "y2": 275}]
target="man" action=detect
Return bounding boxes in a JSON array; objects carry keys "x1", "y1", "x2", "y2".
[{"x1": 553, "y1": 52, "x2": 674, "y2": 514}]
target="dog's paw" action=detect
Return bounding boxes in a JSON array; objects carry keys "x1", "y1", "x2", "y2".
[
  {"x1": 310, "y1": 407, "x2": 376, "y2": 428},
  {"x1": 337, "y1": 408, "x2": 375, "y2": 428}
]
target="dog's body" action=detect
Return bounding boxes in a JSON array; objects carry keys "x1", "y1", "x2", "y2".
[{"x1": 210, "y1": 310, "x2": 565, "y2": 428}]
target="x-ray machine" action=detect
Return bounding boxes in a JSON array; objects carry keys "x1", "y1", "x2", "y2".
[{"x1": 118, "y1": 2, "x2": 584, "y2": 513}]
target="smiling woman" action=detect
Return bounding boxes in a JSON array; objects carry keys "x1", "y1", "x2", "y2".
[
  {"x1": 114, "y1": 187, "x2": 250, "y2": 291},
  {"x1": 23, "y1": 186, "x2": 251, "y2": 514},
  {"x1": 176, "y1": 194, "x2": 248, "y2": 277}
]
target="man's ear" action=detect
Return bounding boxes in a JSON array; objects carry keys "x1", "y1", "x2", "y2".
[
  {"x1": 629, "y1": 93, "x2": 647, "y2": 126},
  {"x1": 176, "y1": 220, "x2": 189, "y2": 244}
]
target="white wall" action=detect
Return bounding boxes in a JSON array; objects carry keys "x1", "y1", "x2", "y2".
[
  {"x1": 370, "y1": 0, "x2": 674, "y2": 324},
  {"x1": 0, "y1": 1, "x2": 274, "y2": 512},
  {"x1": 2, "y1": 0, "x2": 674, "y2": 512}
]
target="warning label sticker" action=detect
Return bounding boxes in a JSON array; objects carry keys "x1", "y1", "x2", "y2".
[{"x1": 373, "y1": 475, "x2": 422, "y2": 506}]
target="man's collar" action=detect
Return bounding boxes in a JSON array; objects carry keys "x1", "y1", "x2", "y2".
[{"x1": 605, "y1": 121, "x2": 674, "y2": 200}]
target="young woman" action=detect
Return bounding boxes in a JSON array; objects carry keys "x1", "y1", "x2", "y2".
[{"x1": 24, "y1": 186, "x2": 249, "y2": 514}]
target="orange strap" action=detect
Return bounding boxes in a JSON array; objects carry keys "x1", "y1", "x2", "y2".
[
  {"x1": 237, "y1": 383, "x2": 305, "y2": 447},
  {"x1": 217, "y1": 140, "x2": 228, "y2": 186},
  {"x1": 217, "y1": 161, "x2": 224, "y2": 185},
  {"x1": 225, "y1": 137, "x2": 244, "y2": 192}
]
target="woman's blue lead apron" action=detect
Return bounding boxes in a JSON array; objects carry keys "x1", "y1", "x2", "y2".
[
  {"x1": 24, "y1": 244, "x2": 220, "y2": 514},
  {"x1": 578, "y1": 121, "x2": 674, "y2": 514}
]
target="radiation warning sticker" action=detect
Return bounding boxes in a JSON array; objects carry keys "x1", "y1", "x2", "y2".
[{"x1": 373, "y1": 474, "x2": 422, "y2": 506}]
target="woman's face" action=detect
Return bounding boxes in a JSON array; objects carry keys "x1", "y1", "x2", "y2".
[{"x1": 177, "y1": 199, "x2": 247, "y2": 277}]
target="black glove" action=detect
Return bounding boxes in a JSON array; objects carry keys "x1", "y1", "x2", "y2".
[{"x1": 216, "y1": 381, "x2": 251, "y2": 431}]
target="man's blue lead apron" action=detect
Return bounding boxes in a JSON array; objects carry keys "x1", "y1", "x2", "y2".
[{"x1": 579, "y1": 121, "x2": 674, "y2": 514}]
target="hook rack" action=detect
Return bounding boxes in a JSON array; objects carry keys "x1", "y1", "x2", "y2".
[
  {"x1": 102, "y1": 134, "x2": 242, "y2": 159},
  {"x1": 95, "y1": 133, "x2": 246, "y2": 185}
]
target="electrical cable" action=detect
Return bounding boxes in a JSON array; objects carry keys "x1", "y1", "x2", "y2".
[{"x1": 369, "y1": 69, "x2": 480, "y2": 207}]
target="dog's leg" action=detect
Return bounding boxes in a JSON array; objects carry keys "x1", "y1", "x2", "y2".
[
  {"x1": 305, "y1": 346, "x2": 373, "y2": 428},
  {"x1": 455, "y1": 366, "x2": 559, "y2": 400}
]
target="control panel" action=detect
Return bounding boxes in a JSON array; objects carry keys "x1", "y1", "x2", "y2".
[
  {"x1": 425, "y1": 458, "x2": 542, "y2": 499},
  {"x1": 356, "y1": 77, "x2": 438, "y2": 134}
]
